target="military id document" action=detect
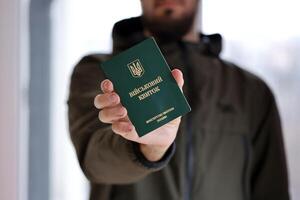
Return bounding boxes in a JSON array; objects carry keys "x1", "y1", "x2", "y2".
[{"x1": 101, "y1": 37, "x2": 191, "y2": 137}]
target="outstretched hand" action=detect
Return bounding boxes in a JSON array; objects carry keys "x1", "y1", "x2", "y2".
[{"x1": 94, "y1": 69, "x2": 184, "y2": 161}]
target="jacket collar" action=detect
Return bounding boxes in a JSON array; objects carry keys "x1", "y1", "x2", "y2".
[{"x1": 112, "y1": 16, "x2": 223, "y2": 57}]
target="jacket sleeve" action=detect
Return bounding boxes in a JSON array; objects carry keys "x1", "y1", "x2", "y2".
[
  {"x1": 250, "y1": 84, "x2": 289, "y2": 200},
  {"x1": 67, "y1": 55, "x2": 175, "y2": 184}
]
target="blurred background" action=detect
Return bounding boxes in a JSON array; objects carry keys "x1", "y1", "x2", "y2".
[{"x1": 0, "y1": 0, "x2": 299, "y2": 199}]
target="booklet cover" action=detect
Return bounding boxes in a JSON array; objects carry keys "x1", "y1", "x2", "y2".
[{"x1": 100, "y1": 37, "x2": 191, "y2": 137}]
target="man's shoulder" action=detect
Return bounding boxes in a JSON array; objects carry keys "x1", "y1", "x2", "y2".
[
  {"x1": 69, "y1": 53, "x2": 112, "y2": 94},
  {"x1": 72, "y1": 53, "x2": 111, "y2": 76},
  {"x1": 220, "y1": 59, "x2": 272, "y2": 96},
  {"x1": 214, "y1": 59, "x2": 276, "y2": 117},
  {"x1": 75, "y1": 53, "x2": 110, "y2": 68},
  {"x1": 213, "y1": 59, "x2": 278, "y2": 136}
]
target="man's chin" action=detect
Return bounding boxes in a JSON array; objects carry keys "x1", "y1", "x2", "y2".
[{"x1": 141, "y1": 14, "x2": 195, "y2": 42}]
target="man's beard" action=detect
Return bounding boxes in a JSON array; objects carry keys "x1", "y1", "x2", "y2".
[{"x1": 141, "y1": 8, "x2": 197, "y2": 42}]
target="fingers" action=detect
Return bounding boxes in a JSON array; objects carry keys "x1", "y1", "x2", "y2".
[
  {"x1": 101, "y1": 79, "x2": 114, "y2": 93},
  {"x1": 94, "y1": 79, "x2": 119, "y2": 109},
  {"x1": 99, "y1": 104, "x2": 127, "y2": 123},
  {"x1": 95, "y1": 72, "x2": 183, "y2": 143},
  {"x1": 112, "y1": 121, "x2": 138, "y2": 141},
  {"x1": 171, "y1": 69, "x2": 184, "y2": 90},
  {"x1": 112, "y1": 121, "x2": 134, "y2": 134},
  {"x1": 94, "y1": 92, "x2": 120, "y2": 109}
]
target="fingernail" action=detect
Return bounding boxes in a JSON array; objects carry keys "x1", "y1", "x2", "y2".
[{"x1": 103, "y1": 80, "x2": 109, "y2": 89}]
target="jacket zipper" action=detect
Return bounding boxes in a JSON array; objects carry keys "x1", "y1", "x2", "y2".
[
  {"x1": 178, "y1": 41, "x2": 194, "y2": 200},
  {"x1": 184, "y1": 116, "x2": 193, "y2": 200}
]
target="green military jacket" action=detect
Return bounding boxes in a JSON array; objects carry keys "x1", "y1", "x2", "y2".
[{"x1": 68, "y1": 17, "x2": 289, "y2": 200}]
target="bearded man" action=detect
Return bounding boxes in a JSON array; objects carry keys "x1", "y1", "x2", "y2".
[{"x1": 68, "y1": 0, "x2": 289, "y2": 199}]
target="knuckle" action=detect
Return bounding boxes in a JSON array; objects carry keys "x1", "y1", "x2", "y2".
[
  {"x1": 109, "y1": 93, "x2": 119, "y2": 104},
  {"x1": 94, "y1": 95, "x2": 101, "y2": 108},
  {"x1": 121, "y1": 107, "x2": 127, "y2": 116},
  {"x1": 95, "y1": 94, "x2": 109, "y2": 109},
  {"x1": 98, "y1": 110, "x2": 108, "y2": 123},
  {"x1": 117, "y1": 106, "x2": 127, "y2": 117},
  {"x1": 98, "y1": 104, "x2": 126, "y2": 124},
  {"x1": 97, "y1": 93, "x2": 115, "y2": 109}
]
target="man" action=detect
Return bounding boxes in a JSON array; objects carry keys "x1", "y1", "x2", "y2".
[{"x1": 68, "y1": 0, "x2": 289, "y2": 199}]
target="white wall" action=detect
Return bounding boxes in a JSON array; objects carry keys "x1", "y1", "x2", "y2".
[
  {"x1": 0, "y1": 0, "x2": 21, "y2": 199},
  {"x1": 0, "y1": 0, "x2": 29, "y2": 199}
]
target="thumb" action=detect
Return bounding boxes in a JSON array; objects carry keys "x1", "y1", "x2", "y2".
[{"x1": 171, "y1": 69, "x2": 184, "y2": 90}]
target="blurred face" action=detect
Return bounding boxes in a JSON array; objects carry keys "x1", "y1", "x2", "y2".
[{"x1": 141, "y1": 0, "x2": 199, "y2": 40}]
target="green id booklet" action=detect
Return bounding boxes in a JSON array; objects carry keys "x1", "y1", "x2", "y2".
[{"x1": 100, "y1": 37, "x2": 191, "y2": 137}]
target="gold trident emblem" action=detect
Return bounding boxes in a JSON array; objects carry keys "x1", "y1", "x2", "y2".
[{"x1": 127, "y1": 59, "x2": 145, "y2": 78}]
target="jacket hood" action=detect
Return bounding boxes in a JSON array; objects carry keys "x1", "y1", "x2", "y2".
[{"x1": 112, "y1": 16, "x2": 222, "y2": 57}]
